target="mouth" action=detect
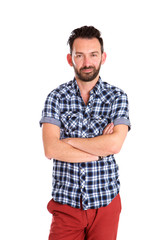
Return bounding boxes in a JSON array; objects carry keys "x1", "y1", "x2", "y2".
[
  {"x1": 81, "y1": 67, "x2": 94, "y2": 73},
  {"x1": 82, "y1": 69, "x2": 92, "y2": 73}
]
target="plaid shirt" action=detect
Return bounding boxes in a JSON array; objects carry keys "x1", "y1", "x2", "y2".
[{"x1": 40, "y1": 77, "x2": 131, "y2": 210}]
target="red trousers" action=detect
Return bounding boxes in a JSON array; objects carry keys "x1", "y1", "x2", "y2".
[{"x1": 47, "y1": 194, "x2": 121, "y2": 240}]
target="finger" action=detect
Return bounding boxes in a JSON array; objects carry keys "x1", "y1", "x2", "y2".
[
  {"x1": 107, "y1": 128, "x2": 113, "y2": 134},
  {"x1": 109, "y1": 123, "x2": 114, "y2": 131},
  {"x1": 103, "y1": 123, "x2": 112, "y2": 134},
  {"x1": 103, "y1": 123, "x2": 114, "y2": 135}
]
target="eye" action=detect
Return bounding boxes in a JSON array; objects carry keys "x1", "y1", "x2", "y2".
[
  {"x1": 75, "y1": 54, "x2": 83, "y2": 58},
  {"x1": 91, "y1": 53, "x2": 98, "y2": 57}
]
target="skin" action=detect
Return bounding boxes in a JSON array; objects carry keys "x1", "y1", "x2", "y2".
[
  {"x1": 42, "y1": 38, "x2": 128, "y2": 162},
  {"x1": 42, "y1": 122, "x2": 114, "y2": 162},
  {"x1": 67, "y1": 38, "x2": 106, "y2": 105}
]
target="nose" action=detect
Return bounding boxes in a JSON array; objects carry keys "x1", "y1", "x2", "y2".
[{"x1": 83, "y1": 55, "x2": 91, "y2": 67}]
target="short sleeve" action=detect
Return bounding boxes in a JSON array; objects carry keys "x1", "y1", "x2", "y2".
[
  {"x1": 39, "y1": 91, "x2": 61, "y2": 127},
  {"x1": 110, "y1": 93, "x2": 131, "y2": 131}
]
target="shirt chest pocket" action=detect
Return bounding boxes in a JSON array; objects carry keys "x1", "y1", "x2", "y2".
[
  {"x1": 60, "y1": 111, "x2": 80, "y2": 137},
  {"x1": 89, "y1": 114, "x2": 110, "y2": 137}
]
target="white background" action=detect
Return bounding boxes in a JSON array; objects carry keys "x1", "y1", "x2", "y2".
[{"x1": 0, "y1": 0, "x2": 160, "y2": 239}]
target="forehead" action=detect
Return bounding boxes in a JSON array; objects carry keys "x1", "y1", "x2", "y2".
[{"x1": 72, "y1": 38, "x2": 101, "y2": 53}]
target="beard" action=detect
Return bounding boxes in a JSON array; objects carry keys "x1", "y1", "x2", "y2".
[{"x1": 73, "y1": 62, "x2": 102, "y2": 82}]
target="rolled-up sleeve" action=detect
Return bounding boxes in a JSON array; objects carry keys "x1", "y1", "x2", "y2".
[
  {"x1": 39, "y1": 91, "x2": 61, "y2": 127},
  {"x1": 110, "y1": 93, "x2": 131, "y2": 131}
]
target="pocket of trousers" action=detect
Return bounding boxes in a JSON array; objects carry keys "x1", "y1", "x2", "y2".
[{"x1": 47, "y1": 199, "x2": 55, "y2": 214}]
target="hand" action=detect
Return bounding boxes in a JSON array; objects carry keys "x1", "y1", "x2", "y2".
[{"x1": 103, "y1": 123, "x2": 114, "y2": 135}]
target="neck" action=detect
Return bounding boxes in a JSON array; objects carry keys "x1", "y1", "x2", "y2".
[
  {"x1": 76, "y1": 75, "x2": 99, "y2": 95},
  {"x1": 75, "y1": 76, "x2": 99, "y2": 105}
]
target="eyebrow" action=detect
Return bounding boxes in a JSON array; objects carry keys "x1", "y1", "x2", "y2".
[
  {"x1": 75, "y1": 52, "x2": 83, "y2": 55},
  {"x1": 75, "y1": 51, "x2": 100, "y2": 54}
]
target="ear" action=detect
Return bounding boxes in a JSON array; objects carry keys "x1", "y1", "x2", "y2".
[
  {"x1": 67, "y1": 54, "x2": 73, "y2": 66},
  {"x1": 101, "y1": 52, "x2": 107, "y2": 65}
]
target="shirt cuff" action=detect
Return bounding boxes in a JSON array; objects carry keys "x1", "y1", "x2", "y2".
[
  {"x1": 113, "y1": 118, "x2": 131, "y2": 131},
  {"x1": 39, "y1": 117, "x2": 61, "y2": 127}
]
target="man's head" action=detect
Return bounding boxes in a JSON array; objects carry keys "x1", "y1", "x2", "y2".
[
  {"x1": 67, "y1": 26, "x2": 104, "y2": 55},
  {"x1": 67, "y1": 26, "x2": 106, "y2": 82}
]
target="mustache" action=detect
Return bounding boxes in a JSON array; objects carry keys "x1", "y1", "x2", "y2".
[{"x1": 80, "y1": 66, "x2": 94, "y2": 71}]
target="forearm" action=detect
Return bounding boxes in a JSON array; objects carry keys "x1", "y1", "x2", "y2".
[
  {"x1": 63, "y1": 125, "x2": 128, "y2": 156},
  {"x1": 44, "y1": 139, "x2": 98, "y2": 163},
  {"x1": 64, "y1": 135, "x2": 114, "y2": 157},
  {"x1": 42, "y1": 123, "x2": 98, "y2": 163}
]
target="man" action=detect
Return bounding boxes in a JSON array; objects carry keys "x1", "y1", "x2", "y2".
[{"x1": 40, "y1": 26, "x2": 131, "y2": 240}]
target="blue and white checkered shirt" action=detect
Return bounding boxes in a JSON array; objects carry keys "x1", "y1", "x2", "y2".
[{"x1": 40, "y1": 77, "x2": 131, "y2": 210}]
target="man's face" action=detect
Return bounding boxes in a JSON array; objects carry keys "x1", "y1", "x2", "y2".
[{"x1": 69, "y1": 38, "x2": 106, "y2": 82}]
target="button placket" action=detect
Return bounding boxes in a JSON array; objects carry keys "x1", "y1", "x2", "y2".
[
  {"x1": 88, "y1": 92, "x2": 94, "y2": 106},
  {"x1": 80, "y1": 164, "x2": 86, "y2": 193},
  {"x1": 81, "y1": 108, "x2": 90, "y2": 138}
]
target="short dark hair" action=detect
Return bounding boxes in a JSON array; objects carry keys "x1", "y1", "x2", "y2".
[{"x1": 67, "y1": 26, "x2": 104, "y2": 54}]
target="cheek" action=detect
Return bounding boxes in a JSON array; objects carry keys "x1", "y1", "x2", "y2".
[
  {"x1": 91, "y1": 56, "x2": 102, "y2": 66},
  {"x1": 73, "y1": 60, "x2": 83, "y2": 69},
  {"x1": 93, "y1": 59, "x2": 101, "y2": 68},
  {"x1": 72, "y1": 57, "x2": 78, "y2": 66}
]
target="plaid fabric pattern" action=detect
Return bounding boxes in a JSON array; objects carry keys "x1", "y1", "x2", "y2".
[{"x1": 40, "y1": 78, "x2": 131, "y2": 210}]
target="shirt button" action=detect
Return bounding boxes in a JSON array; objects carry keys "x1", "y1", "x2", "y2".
[{"x1": 88, "y1": 103, "x2": 91, "y2": 106}]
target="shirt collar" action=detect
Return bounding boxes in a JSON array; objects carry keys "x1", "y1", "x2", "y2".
[
  {"x1": 92, "y1": 77, "x2": 103, "y2": 94},
  {"x1": 71, "y1": 77, "x2": 103, "y2": 96},
  {"x1": 71, "y1": 78, "x2": 81, "y2": 96}
]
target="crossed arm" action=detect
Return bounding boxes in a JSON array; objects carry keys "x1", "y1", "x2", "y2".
[
  {"x1": 42, "y1": 123, "x2": 98, "y2": 162},
  {"x1": 42, "y1": 122, "x2": 128, "y2": 163},
  {"x1": 62, "y1": 124, "x2": 128, "y2": 156}
]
